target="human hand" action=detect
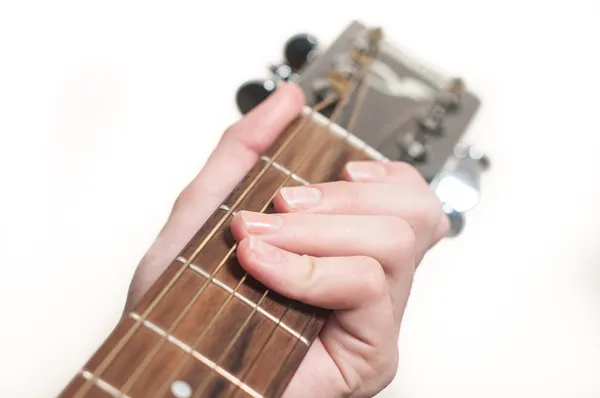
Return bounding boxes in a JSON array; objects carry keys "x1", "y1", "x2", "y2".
[{"x1": 125, "y1": 83, "x2": 449, "y2": 397}]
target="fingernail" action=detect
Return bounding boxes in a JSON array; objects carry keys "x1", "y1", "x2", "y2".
[
  {"x1": 248, "y1": 236, "x2": 281, "y2": 263},
  {"x1": 280, "y1": 186, "x2": 322, "y2": 209},
  {"x1": 345, "y1": 161, "x2": 386, "y2": 181},
  {"x1": 240, "y1": 211, "x2": 282, "y2": 234}
]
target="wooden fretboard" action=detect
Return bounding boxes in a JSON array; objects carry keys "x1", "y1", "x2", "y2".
[{"x1": 58, "y1": 106, "x2": 385, "y2": 398}]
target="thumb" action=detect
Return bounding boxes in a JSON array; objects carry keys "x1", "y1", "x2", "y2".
[{"x1": 125, "y1": 83, "x2": 305, "y2": 309}]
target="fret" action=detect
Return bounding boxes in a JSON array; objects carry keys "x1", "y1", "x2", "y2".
[
  {"x1": 59, "y1": 113, "x2": 346, "y2": 398},
  {"x1": 178, "y1": 208, "x2": 234, "y2": 271},
  {"x1": 81, "y1": 313, "x2": 260, "y2": 398},
  {"x1": 230, "y1": 308, "x2": 324, "y2": 398},
  {"x1": 60, "y1": 373, "x2": 119, "y2": 398},
  {"x1": 264, "y1": 114, "x2": 380, "y2": 185},
  {"x1": 127, "y1": 313, "x2": 262, "y2": 398},
  {"x1": 222, "y1": 160, "x2": 288, "y2": 213},
  {"x1": 259, "y1": 155, "x2": 310, "y2": 186},
  {"x1": 178, "y1": 256, "x2": 309, "y2": 345},
  {"x1": 146, "y1": 267, "x2": 230, "y2": 347}
]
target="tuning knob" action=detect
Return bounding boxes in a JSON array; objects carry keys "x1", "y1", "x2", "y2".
[
  {"x1": 418, "y1": 104, "x2": 445, "y2": 135},
  {"x1": 284, "y1": 33, "x2": 318, "y2": 72},
  {"x1": 443, "y1": 204, "x2": 465, "y2": 238},
  {"x1": 235, "y1": 79, "x2": 277, "y2": 115},
  {"x1": 269, "y1": 63, "x2": 293, "y2": 82}
]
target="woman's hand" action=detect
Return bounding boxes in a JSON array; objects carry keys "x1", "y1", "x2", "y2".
[
  {"x1": 125, "y1": 83, "x2": 448, "y2": 397},
  {"x1": 230, "y1": 160, "x2": 448, "y2": 397}
]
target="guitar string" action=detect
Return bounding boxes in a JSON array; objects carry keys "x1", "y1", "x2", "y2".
[
  {"x1": 230, "y1": 72, "x2": 374, "y2": 398},
  {"x1": 75, "y1": 32, "x2": 378, "y2": 397},
  {"x1": 147, "y1": 62, "x2": 370, "y2": 398},
  {"x1": 171, "y1": 75, "x2": 365, "y2": 398},
  {"x1": 219, "y1": 71, "x2": 373, "y2": 398},
  {"x1": 72, "y1": 94, "x2": 337, "y2": 398},
  {"x1": 113, "y1": 97, "x2": 340, "y2": 398}
]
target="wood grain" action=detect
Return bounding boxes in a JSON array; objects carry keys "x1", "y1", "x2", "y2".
[{"x1": 57, "y1": 111, "x2": 378, "y2": 398}]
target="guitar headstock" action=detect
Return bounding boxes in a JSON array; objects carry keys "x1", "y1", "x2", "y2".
[{"x1": 235, "y1": 21, "x2": 489, "y2": 236}]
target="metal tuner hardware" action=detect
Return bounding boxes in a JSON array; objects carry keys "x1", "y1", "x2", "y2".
[{"x1": 234, "y1": 21, "x2": 488, "y2": 237}]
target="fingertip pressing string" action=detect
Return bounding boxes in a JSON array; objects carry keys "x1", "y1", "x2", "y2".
[{"x1": 74, "y1": 39, "x2": 380, "y2": 398}]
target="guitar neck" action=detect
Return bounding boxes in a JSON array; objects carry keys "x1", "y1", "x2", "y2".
[{"x1": 58, "y1": 107, "x2": 385, "y2": 398}]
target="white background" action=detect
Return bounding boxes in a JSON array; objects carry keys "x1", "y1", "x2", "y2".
[{"x1": 1, "y1": 1, "x2": 599, "y2": 397}]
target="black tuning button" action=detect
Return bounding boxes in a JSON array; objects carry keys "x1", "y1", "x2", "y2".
[
  {"x1": 235, "y1": 79, "x2": 276, "y2": 115},
  {"x1": 284, "y1": 33, "x2": 318, "y2": 72}
]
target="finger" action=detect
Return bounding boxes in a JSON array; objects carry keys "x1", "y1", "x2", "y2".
[
  {"x1": 237, "y1": 236, "x2": 388, "y2": 310},
  {"x1": 231, "y1": 211, "x2": 414, "y2": 279},
  {"x1": 172, "y1": 82, "x2": 305, "y2": 221},
  {"x1": 272, "y1": 181, "x2": 443, "y2": 253},
  {"x1": 342, "y1": 160, "x2": 450, "y2": 247},
  {"x1": 236, "y1": 236, "x2": 398, "y2": 349},
  {"x1": 342, "y1": 160, "x2": 426, "y2": 183},
  {"x1": 231, "y1": 211, "x2": 415, "y2": 320},
  {"x1": 125, "y1": 83, "x2": 304, "y2": 309}
]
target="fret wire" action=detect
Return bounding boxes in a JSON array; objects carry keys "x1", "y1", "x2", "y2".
[
  {"x1": 154, "y1": 91, "x2": 353, "y2": 396},
  {"x1": 192, "y1": 290, "x2": 270, "y2": 397},
  {"x1": 223, "y1": 76, "x2": 375, "y2": 395},
  {"x1": 151, "y1": 264, "x2": 251, "y2": 397},
  {"x1": 223, "y1": 303, "x2": 317, "y2": 398},
  {"x1": 239, "y1": 49, "x2": 380, "y2": 396},
  {"x1": 127, "y1": 314, "x2": 263, "y2": 398},
  {"x1": 150, "y1": 107, "x2": 342, "y2": 395},
  {"x1": 184, "y1": 49, "x2": 377, "y2": 396},
  {"x1": 80, "y1": 371, "x2": 131, "y2": 398},
  {"x1": 117, "y1": 244, "x2": 243, "y2": 396},
  {"x1": 75, "y1": 43, "x2": 366, "y2": 396},
  {"x1": 153, "y1": 131, "x2": 329, "y2": 396},
  {"x1": 238, "y1": 310, "x2": 317, "y2": 398},
  {"x1": 73, "y1": 98, "x2": 331, "y2": 398},
  {"x1": 178, "y1": 256, "x2": 309, "y2": 345},
  {"x1": 260, "y1": 155, "x2": 310, "y2": 185}
]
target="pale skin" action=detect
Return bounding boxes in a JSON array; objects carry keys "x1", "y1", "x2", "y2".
[{"x1": 125, "y1": 83, "x2": 449, "y2": 397}]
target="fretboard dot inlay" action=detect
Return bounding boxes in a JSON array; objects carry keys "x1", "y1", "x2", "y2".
[{"x1": 171, "y1": 380, "x2": 193, "y2": 398}]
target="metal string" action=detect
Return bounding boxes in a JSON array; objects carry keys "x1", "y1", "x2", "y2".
[
  {"x1": 227, "y1": 73, "x2": 374, "y2": 398},
  {"x1": 167, "y1": 82, "x2": 361, "y2": 398},
  {"x1": 145, "y1": 72, "x2": 369, "y2": 398},
  {"x1": 76, "y1": 32, "x2": 380, "y2": 398},
  {"x1": 119, "y1": 99, "x2": 341, "y2": 398},
  {"x1": 72, "y1": 95, "x2": 337, "y2": 398}
]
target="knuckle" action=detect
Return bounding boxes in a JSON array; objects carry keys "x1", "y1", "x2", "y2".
[
  {"x1": 358, "y1": 256, "x2": 387, "y2": 298},
  {"x1": 419, "y1": 196, "x2": 446, "y2": 234},
  {"x1": 322, "y1": 180, "x2": 363, "y2": 212},
  {"x1": 298, "y1": 254, "x2": 319, "y2": 300},
  {"x1": 395, "y1": 161, "x2": 427, "y2": 184},
  {"x1": 385, "y1": 217, "x2": 417, "y2": 268}
]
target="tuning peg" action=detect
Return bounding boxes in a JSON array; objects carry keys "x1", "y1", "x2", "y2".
[
  {"x1": 398, "y1": 133, "x2": 429, "y2": 163},
  {"x1": 284, "y1": 33, "x2": 318, "y2": 72},
  {"x1": 418, "y1": 104, "x2": 445, "y2": 135},
  {"x1": 268, "y1": 63, "x2": 293, "y2": 82},
  {"x1": 432, "y1": 143, "x2": 489, "y2": 213},
  {"x1": 235, "y1": 79, "x2": 277, "y2": 115},
  {"x1": 430, "y1": 144, "x2": 489, "y2": 238},
  {"x1": 436, "y1": 77, "x2": 464, "y2": 111},
  {"x1": 443, "y1": 204, "x2": 465, "y2": 238}
]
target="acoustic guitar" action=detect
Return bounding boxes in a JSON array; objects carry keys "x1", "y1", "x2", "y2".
[{"x1": 57, "y1": 21, "x2": 488, "y2": 398}]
